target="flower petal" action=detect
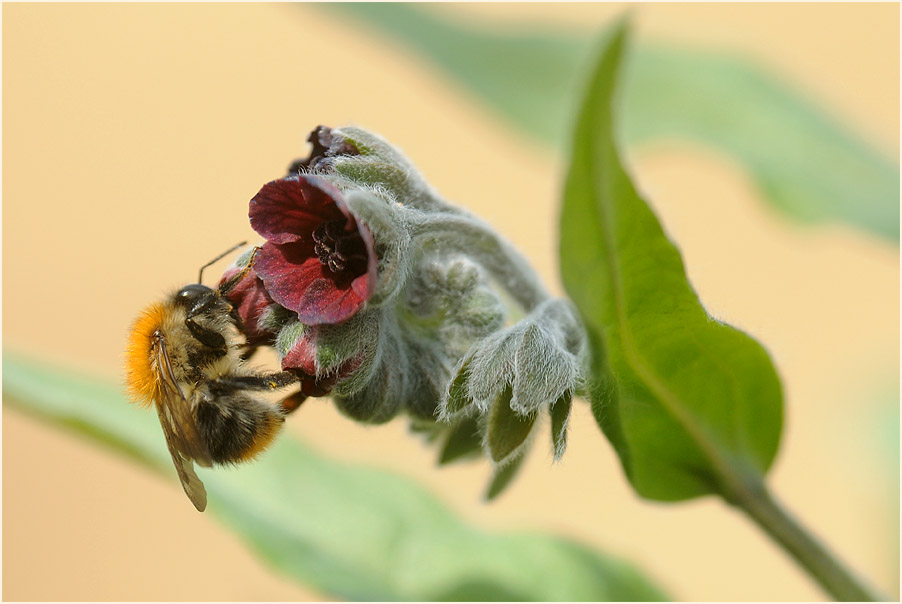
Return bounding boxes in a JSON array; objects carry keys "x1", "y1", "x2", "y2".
[
  {"x1": 254, "y1": 240, "x2": 326, "y2": 306},
  {"x1": 249, "y1": 176, "x2": 344, "y2": 244},
  {"x1": 294, "y1": 277, "x2": 368, "y2": 325},
  {"x1": 255, "y1": 240, "x2": 370, "y2": 325},
  {"x1": 219, "y1": 265, "x2": 276, "y2": 345}
]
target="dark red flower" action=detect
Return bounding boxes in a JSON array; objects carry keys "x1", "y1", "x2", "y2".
[
  {"x1": 219, "y1": 264, "x2": 357, "y2": 400},
  {"x1": 249, "y1": 176, "x2": 377, "y2": 325},
  {"x1": 218, "y1": 264, "x2": 277, "y2": 346}
]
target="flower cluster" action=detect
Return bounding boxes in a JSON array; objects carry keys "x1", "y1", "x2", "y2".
[{"x1": 220, "y1": 125, "x2": 587, "y2": 498}]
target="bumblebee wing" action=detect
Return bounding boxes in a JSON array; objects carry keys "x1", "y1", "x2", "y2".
[
  {"x1": 156, "y1": 403, "x2": 208, "y2": 512},
  {"x1": 152, "y1": 336, "x2": 212, "y2": 511},
  {"x1": 154, "y1": 337, "x2": 213, "y2": 467}
]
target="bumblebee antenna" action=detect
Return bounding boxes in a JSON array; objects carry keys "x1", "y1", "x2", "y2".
[{"x1": 198, "y1": 241, "x2": 247, "y2": 284}]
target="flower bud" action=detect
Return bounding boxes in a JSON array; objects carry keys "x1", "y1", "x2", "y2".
[
  {"x1": 213, "y1": 125, "x2": 593, "y2": 496},
  {"x1": 287, "y1": 125, "x2": 360, "y2": 175},
  {"x1": 401, "y1": 337, "x2": 454, "y2": 420},
  {"x1": 403, "y1": 256, "x2": 506, "y2": 356},
  {"x1": 440, "y1": 299, "x2": 586, "y2": 465},
  {"x1": 296, "y1": 125, "x2": 450, "y2": 213},
  {"x1": 446, "y1": 300, "x2": 582, "y2": 416},
  {"x1": 340, "y1": 188, "x2": 413, "y2": 307},
  {"x1": 331, "y1": 314, "x2": 407, "y2": 423},
  {"x1": 274, "y1": 306, "x2": 377, "y2": 386}
]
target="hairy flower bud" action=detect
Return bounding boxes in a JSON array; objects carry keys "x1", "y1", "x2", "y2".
[
  {"x1": 315, "y1": 126, "x2": 441, "y2": 211},
  {"x1": 287, "y1": 125, "x2": 360, "y2": 175},
  {"x1": 216, "y1": 124, "x2": 591, "y2": 498},
  {"x1": 404, "y1": 257, "x2": 506, "y2": 355},
  {"x1": 445, "y1": 299, "x2": 584, "y2": 416},
  {"x1": 440, "y1": 299, "x2": 586, "y2": 464},
  {"x1": 340, "y1": 188, "x2": 413, "y2": 307},
  {"x1": 331, "y1": 313, "x2": 407, "y2": 423}
]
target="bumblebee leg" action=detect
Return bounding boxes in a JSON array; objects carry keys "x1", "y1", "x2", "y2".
[
  {"x1": 184, "y1": 294, "x2": 234, "y2": 350},
  {"x1": 208, "y1": 373, "x2": 311, "y2": 415},
  {"x1": 211, "y1": 371, "x2": 300, "y2": 392},
  {"x1": 279, "y1": 392, "x2": 308, "y2": 415},
  {"x1": 185, "y1": 317, "x2": 228, "y2": 351}
]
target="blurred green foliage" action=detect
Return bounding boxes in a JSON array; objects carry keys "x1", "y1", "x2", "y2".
[
  {"x1": 323, "y1": 3, "x2": 899, "y2": 241},
  {"x1": 4, "y1": 353, "x2": 669, "y2": 601}
]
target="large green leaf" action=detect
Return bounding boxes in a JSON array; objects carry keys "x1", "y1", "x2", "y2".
[
  {"x1": 624, "y1": 46, "x2": 899, "y2": 241},
  {"x1": 559, "y1": 21, "x2": 783, "y2": 501},
  {"x1": 321, "y1": 3, "x2": 899, "y2": 241},
  {"x1": 3, "y1": 353, "x2": 668, "y2": 601}
]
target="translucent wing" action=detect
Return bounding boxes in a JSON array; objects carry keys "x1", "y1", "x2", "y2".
[
  {"x1": 153, "y1": 335, "x2": 213, "y2": 511},
  {"x1": 153, "y1": 335, "x2": 213, "y2": 466},
  {"x1": 156, "y1": 403, "x2": 208, "y2": 512}
]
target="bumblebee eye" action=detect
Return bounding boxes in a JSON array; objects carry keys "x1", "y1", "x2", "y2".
[{"x1": 175, "y1": 284, "x2": 215, "y2": 308}]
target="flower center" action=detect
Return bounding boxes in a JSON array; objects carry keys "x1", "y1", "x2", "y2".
[{"x1": 312, "y1": 219, "x2": 365, "y2": 274}]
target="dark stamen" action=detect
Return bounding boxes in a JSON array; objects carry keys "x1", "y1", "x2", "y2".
[{"x1": 312, "y1": 219, "x2": 360, "y2": 273}]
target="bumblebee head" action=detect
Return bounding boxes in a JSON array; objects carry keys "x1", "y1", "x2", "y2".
[{"x1": 175, "y1": 284, "x2": 217, "y2": 309}]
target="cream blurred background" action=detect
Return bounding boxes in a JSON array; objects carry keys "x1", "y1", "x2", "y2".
[{"x1": 3, "y1": 3, "x2": 898, "y2": 601}]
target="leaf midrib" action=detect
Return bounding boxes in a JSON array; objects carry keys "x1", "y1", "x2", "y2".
[{"x1": 584, "y1": 32, "x2": 743, "y2": 495}]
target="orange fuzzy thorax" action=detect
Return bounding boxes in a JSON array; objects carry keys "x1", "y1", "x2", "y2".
[{"x1": 125, "y1": 301, "x2": 166, "y2": 406}]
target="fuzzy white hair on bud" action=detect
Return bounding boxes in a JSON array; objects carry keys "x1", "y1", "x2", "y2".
[{"x1": 232, "y1": 125, "x2": 590, "y2": 498}]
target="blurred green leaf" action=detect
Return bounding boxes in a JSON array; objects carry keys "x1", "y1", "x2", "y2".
[
  {"x1": 438, "y1": 416, "x2": 483, "y2": 464},
  {"x1": 559, "y1": 21, "x2": 784, "y2": 501},
  {"x1": 3, "y1": 352, "x2": 668, "y2": 601},
  {"x1": 322, "y1": 3, "x2": 899, "y2": 241},
  {"x1": 485, "y1": 451, "x2": 527, "y2": 502},
  {"x1": 624, "y1": 46, "x2": 899, "y2": 241}
]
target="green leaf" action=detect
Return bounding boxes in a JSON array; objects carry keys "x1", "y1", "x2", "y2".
[
  {"x1": 486, "y1": 385, "x2": 536, "y2": 463},
  {"x1": 550, "y1": 390, "x2": 574, "y2": 461},
  {"x1": 624, "y1": 45, "x2": 900, "y2": 241},
  {"x1": 444, "y1": 355, "x2": 474, "y2": 416},
  {"x1": 559, "y1": 21, "x2": 783, "y2": 501},
  {"x1": 438, "y1": 416, "x2": 483, "y2": 464},
  {"x1": 3, "y1": 352, "x2": 668, "y2": 601},
  {"x1": 485, "y1": 451, "x2": 527, "y2": 502},
  {"x1": 322, "y1": 3, "x2": 899, "y2": 241}
]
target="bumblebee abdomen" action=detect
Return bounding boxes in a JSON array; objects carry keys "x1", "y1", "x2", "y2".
[{"x1": 194, "y1": 388, "x2": 284, "y2": 464}]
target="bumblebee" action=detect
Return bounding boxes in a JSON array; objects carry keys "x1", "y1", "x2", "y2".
[{"x1": 125, "y1": 245, "x2": 302, "y2": 511}]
